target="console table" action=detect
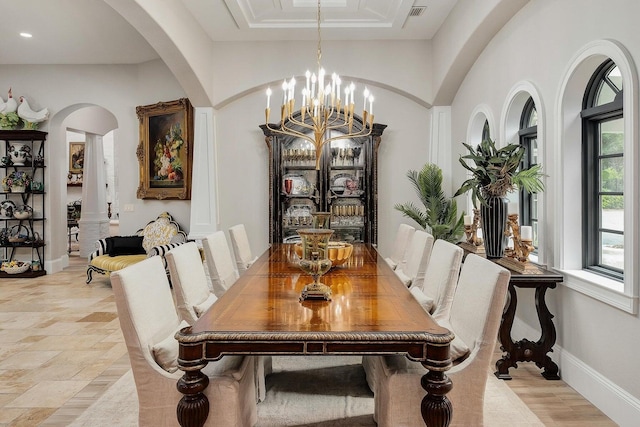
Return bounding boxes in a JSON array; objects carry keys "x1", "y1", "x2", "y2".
[
  {"x1": 460, "y1": 246, "x2": 562, "y2": 380},
  {"x1": 493, "y1": 262, "x2": 562, "y2": 380}
]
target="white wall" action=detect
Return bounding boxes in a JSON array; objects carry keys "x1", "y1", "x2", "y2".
[
  {"x1": 448, "y1": 0, "x2": 640, "y2": 424},
  {"x1": 0, "y1": 60, "x2": 188, "y2": 269}
]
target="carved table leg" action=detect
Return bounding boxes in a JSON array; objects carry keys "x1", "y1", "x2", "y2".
[
  {"x1": 495, "y1": 283, "x2": 517, "y2": 380},
  {"x1": 534, "y1": 286, "x2": 560, "y2": 380},
  {"x1": 421, "y1": 343, "x2": 453, "y2": 427},
  {"x1": 176, "y1": 365, "x2": 210, "y2": 427},
  {"x1": 494, "y1": 283, "x2": 560, "y2": 380}
]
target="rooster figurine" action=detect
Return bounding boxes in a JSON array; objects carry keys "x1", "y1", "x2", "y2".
[
  {"x1": 17, "y1": 96, "x2": 49, "y2": 129},
  {"x1": 3, "y1": 88, "x2": 18, "y2": 114}
]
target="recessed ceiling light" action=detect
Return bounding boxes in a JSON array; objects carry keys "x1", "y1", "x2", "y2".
[{"x1": 20, "y1": 32, "x2": 33, "y2": 38}]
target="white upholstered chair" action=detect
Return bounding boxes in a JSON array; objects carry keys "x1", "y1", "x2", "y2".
[
  {"x1": 165, "y1": 242, "x2": 217, "y2": 325},
  {"x1": 384, "y1": 223, "x2": 415, "y2": 270},
  {"x1": 110, "y1": 256, "x2": 257, "y2": 427},
  {"x1": 409, "y1": 238, "x2": 464, "y2": 322},
  {"x1": 393, "y1": 230, "x2": 434, "y2": 289},
  {"x1": 166, "y1": 241, "x2": 271, "y2": 403},
  {"x1": 202, "y1": 231, "x2": 240, "y2": 298},
  {"x1": 363, "y1": 254, "x2": 510, "y2": 426},
  {"x1": 229, "y1": 224, "x2": 259, "y2": 274},
  {"x1": 365, "y1": 239, "x2": 463, "y2": 395}
]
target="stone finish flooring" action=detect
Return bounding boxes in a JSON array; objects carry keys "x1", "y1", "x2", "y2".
[
  {"x1": 0, "y1": 254, "x2": 130, "y2": 427},
  {"x1": 0, "y1": 251, "x2": 616, "y2": 426}
]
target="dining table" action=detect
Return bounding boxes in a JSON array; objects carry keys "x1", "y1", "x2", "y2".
[{"x1": 176, "y1": 243, "x2": 455, "y2": 427}]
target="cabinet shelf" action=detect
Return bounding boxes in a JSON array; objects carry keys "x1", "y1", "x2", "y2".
[{"x1": 0, "y1": 270, "x2": 46, "y2": 278}]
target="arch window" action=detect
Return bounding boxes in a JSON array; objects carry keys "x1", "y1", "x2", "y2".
[
  {"x1": 518, "y1": 97, "x2": 539, "y2": 249},
  {"x1": 581, "y1": 59, "x2": 623, "y2": 280}
]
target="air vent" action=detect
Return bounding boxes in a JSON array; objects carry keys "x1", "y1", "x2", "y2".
[{"x1": 409, "y1": 6, "x2": 426, "y2": 17}]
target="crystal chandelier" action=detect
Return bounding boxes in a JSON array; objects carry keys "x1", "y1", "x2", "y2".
[{"x1": 264, "y1": 0, "x2": 374, "y2": 170}]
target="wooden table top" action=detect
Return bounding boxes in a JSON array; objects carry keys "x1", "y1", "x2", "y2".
[{"x1": 188, "y1": 243, "x2": 451, "y2": 345}]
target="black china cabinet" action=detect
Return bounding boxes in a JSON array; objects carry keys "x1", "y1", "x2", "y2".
[{"x1": 261, "y1": 118, "x2": 386, "y2": 245}]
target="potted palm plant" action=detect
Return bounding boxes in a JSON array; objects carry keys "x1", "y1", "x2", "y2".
[
  {"x1": 453, "y1": 139, "x2": 544, "y2": 258},
  {"x1": 395, "y1": 163, "x2": 465, "y2": 243}
]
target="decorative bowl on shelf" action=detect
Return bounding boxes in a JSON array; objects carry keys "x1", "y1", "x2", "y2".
[
  {"x1": 2, "y1": 260, "x2": 30, "y2": 274},
  {"x1": 294, "y1": 241, "x2": 353, "y2": 267},
  {"x1": 13, "y1": 205, "x2": 33, "y2": 220}
]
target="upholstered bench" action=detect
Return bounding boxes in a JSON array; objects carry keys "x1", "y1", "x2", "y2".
[{"x1": 86, "y1": 212, "x2": 187, "y2": 284}]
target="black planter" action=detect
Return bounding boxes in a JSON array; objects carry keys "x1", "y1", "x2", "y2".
[{"x1": 480, "y1": 196, "x2": 508, "y2": 258}]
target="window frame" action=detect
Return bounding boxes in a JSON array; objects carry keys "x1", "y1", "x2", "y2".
[
  {"x1": 580, "y1": 59, "x2": 624, "y2": 281},
  {"x1": 518, "y1": 97, "x2": 538, "y2": 250}
]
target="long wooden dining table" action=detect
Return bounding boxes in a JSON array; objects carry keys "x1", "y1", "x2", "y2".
[{"x1": 176, "y1": 243, "x2": 455, "y2": 426}]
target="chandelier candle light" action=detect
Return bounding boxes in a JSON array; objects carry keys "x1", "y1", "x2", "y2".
[{"x1": 265, "y1": 0, "x2": 374, "y2": 170}]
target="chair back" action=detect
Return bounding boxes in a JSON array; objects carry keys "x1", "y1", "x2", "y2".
[
  {"x1": 420, "y1": 239, "x2": 464, "y2": 321},
  {"x1": 229, "y1": 224, "x2": 257, "y2": 274},
  {"x1": 394, "y1": 230, "x2": 434, "y2": 288},
  {"x1": 385, "y1": 223, "x2": 415, "y2": 270},
  {"x1": 202, "y1": 231, "x2": 240, "y2": 298},
  {"x1": 451, "y1": 254, "x2": 510, "y2": 353},
  {"x1": 110, "y1": 256, "x2": 185, "y2": 425},
  {"x1": 166, "y1": 242, "x2": 216, "y2": 325}
]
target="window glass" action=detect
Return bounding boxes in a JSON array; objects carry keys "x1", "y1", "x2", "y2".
[{"x1": 583, "y1": 60, "x2": 624, "y2": 279}]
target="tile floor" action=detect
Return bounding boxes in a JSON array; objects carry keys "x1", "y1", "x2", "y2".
[{"x1": 0, "y1": 254, "x2": 130, "y2": 427}]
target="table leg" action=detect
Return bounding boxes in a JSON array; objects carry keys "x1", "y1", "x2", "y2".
[
  {"x1": 176, "y1": 365, "x2": 210, "y2": 427},
  {"x1": 534, "y1": 286, "x2": 560, "y2": 380},
  {"x1": 495, "y1": 284, "x2": 517, "y2": 380},
  {"x1": 494, "y1": 284, "x2": 560, "y2": 380},
  {"x1": 421, "y1": 343, "x2": 453, "y2": 427}
]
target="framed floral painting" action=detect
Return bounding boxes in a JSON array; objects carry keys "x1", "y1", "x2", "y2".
[
  {"x1": 136, "y1": 98, "x2": 193, "y2": 199},
  {"x1": 69, "y1": 142, "x2": 85, "y2": 173}
]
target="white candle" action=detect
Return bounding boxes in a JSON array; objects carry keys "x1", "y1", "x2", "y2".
[
  {"x1": 508, "y1": 202, "x2": 518, "y2": 215},
  {"x1": 369, "y1": 95, "x2": 374, "y2": 115},
  {"x1": 521, "y1": 226, "x2": 533, "y2": 241},
  {"x1": 281, "y1": 80, "x2": 287, "y2": 104},
  {"x1": 477, "y1": 228, "x2": 483, "y2": 239},
  {"x1": 463, "y1": 215, "x2": 473, "y2": 225},
  {"x1": 363, "y1": 87, "x2": 369, "y2": 112},
  {"x1": 266, "y1": 87, "x2": 272, "y2": 109}
]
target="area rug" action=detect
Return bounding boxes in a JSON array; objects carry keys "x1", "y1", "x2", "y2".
[{"x1": 69, "y1": 356, "x2": 543, "y2": 426}]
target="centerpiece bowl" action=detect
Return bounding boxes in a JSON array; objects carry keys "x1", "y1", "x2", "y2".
[{"x1": 294, "y1": 241, "x2": 353, "y2": 267}]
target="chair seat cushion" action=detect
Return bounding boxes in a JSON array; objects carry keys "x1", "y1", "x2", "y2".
[
  {"x1": 194, "y1": 293, "x2": 217, "y2": 317},
  {"x1": 150, "y1": 320, "x2": 190, "y2": 373},
  {"x1": 409, "y1": 287, "x2": 435, "y2": 313},
  {"x1": 437, "y1": 318, "x2": 471, "y2": 362},
  {"x1": 90, "y1": 254, "x2": 148, "y2": 272},
  {"x1": 394, "y1": 268, "x2": 412, "y2": 287}
]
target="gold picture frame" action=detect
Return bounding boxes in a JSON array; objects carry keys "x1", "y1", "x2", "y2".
[
  {"x1": 136, "y1": 98, "x2": 193, "y2": 200},
  {"x1": 69, "y1": 142, "x2": 84, "y2": 173}
]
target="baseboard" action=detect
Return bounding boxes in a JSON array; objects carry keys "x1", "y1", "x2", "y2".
[{"x1": 513, "y1": 318, "x2": 640, "y2": 426}]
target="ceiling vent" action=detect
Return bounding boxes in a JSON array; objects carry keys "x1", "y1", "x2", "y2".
[{"x1": 408, "y1": 6, "x2": 426, "y2": 17}]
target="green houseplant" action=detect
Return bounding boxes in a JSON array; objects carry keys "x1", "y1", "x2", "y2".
[
  {"x1": 453, "y1": 139, "x2": 544, "y2": 257},
  {"x1": 395, "y1": 163, "x2": 465, "y2": 243}
]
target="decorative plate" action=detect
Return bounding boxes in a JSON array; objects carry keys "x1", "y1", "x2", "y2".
[
  {"x1": 331, "y1": 173, "x2": 361, "y2": 195},
  {"x1": 283, "y1": 174, "x2": 312, "y2": 195}
]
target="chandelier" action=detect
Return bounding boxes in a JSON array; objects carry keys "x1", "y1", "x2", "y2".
[{"x1": 264, "y1": 0, "x2": 374, "y2": 170}]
